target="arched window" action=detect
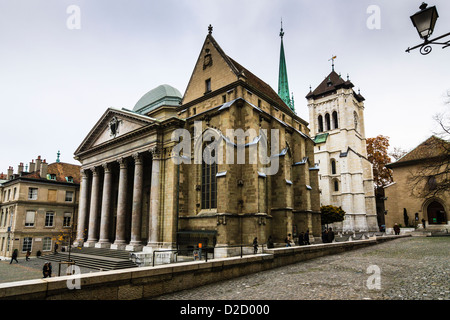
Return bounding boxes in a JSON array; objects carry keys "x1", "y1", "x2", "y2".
[
  {"x1": 201, "y1": 146, "x2": 217, "y2": 209},
  {"x1": 332, "y1": 111, "x2": 339, "y2": 129},
  {"x1": 331, "y1": 159, "x2": 336, "y2": 175},
  {"x1": 318, "y1": 115, "x2": 324, "y2": 133},
  {"x1": 325, "y1": 113, "x2": 331, "y2": 131},
  {"x1": 334, "y1": 179, "x2": 339, "y2": 192}
]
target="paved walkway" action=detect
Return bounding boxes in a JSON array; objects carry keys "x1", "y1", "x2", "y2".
[
  {"x1": 153, "y1": 236, "x2": 450, "y2": 300},
  {"x1": 0, "y1": 256, "x2": 99, "y2": 284}
]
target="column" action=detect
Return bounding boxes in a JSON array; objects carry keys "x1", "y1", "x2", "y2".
[
  {"x1": 86, "y1": 167, "x2": 101, "y2": 247},
  {"x1": 146, "y1": 148, "x2": 161, "y2": 249},
  {"x1": 75, "y1": 169, "x2": 89, "y2": 247},
  {"x1": 112, "y1": 157, "x2": 128, "y2": 250},
  {"x1": 127, "y1": 153, "x2": 144, "y2": 250},
  {"x1": 97, "y1": 163, "x2": 112, "y2": 248}
]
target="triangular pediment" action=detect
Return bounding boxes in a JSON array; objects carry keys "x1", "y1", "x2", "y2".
[
  {"x1": 182, "y1": 34, "x2": 241, "y2": 105},
  {"x1": 74, "y1": 108, "x2": 158, "y2": 156}
]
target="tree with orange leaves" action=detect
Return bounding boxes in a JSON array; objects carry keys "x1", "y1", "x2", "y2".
[{"x1": 366, "y1": 135, "x2": 393, "y2": 188}]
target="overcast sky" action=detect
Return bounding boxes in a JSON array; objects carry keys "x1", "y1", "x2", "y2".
[{"x1": 0, "y1": 0, "x2": 449, "y2": 173}]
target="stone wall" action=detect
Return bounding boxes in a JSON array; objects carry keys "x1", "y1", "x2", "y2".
[{"x1": 0, "y1": 235, "x2": 409, "y2": 300}]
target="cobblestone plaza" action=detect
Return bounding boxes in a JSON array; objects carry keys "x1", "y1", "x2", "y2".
[{"x1": 154, "y1": 237, "x2": 449, "y2": 300}]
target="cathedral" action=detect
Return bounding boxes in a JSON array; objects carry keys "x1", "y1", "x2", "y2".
[
  {"x1": 73, "y1": 25, "x2": 322, "y2": 255},
  {"x1": 306, "y1": 62, "x2": 378, "y2": 232}
]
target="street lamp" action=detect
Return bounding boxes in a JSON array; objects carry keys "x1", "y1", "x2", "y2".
[{"x1": 406, "y1": 3, "x2": 450, "y2": 55}]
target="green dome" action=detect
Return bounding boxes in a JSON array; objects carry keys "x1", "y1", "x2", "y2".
[{"x1": 133, "y1": 84, "x2": 182, "y2": 114}]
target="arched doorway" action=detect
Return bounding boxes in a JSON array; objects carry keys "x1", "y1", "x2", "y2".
[{"x1": 427, "y1": 201, "x2": 447, "y2": 224}]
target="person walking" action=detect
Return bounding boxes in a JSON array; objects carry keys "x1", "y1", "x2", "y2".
[
  {"x1": 421, "y1": 218, "x2": 426, "y2": 229},
  {"x1": 327, "y1": 227, "x2": 335, "y2": 243},
  {"x1": 54, "y1": 243, "x2": 58, "y2": 254},
  {"x1": 393, "y1": 223, "x2": 400, "y2": 235},
  {"x1": 253, "y1": 237, "x2": 258, "y2": 254},
  {"x1": 43, "y1": 262, "x2": 49, "y2": 278},
  {"x1": 267, "y1": 235, "x2": 274, "y2": 249},
  {"x1": 25, "y1": 250, "x2": 31, "y2": 261},
  {"x1": 298, "y1": 232, "x2": 304, "y2": 246},
  {"x1": 304, "y1": 229, "x2": 310, "y2": 245},
  {"x1": 322, "y1": 228, "x2": 328, "y2": 243},
  {"x1": 10, "y1": 249, "x2": 19, "y2": 264}
]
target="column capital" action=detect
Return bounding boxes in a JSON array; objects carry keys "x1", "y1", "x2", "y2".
[
  {"x1": 132, "y1": 152, "x2": 143, "y2": 164},
  {"x1": 91, "y1": 167, "x2": 99, "y2": 176},
  {"x1": 150, "y1": 146, "x2": 162, "y2": 160},
  {"x1": 117, "y1": 157, "x2": 128, "y2": 169},
  {"x1": 102, "y1": 162, "x2": 111, "y2": 173}
]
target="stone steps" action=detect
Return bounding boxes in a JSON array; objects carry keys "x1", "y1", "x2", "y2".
[{"x1": 38, "y1": 247, "x2": 138, "y2": 271}]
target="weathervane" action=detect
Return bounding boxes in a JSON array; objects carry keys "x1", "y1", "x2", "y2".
[
  {"x1": 328, "y1": 55, "x2": 337, "y2": 71},
  {"x1": 280, "y1": 18, "x2": 284, "y2": 38}
]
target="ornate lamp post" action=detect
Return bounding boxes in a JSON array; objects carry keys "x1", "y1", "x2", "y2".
[{"x1": 406, "y1": 3, "x2": 450, "y2": 55}]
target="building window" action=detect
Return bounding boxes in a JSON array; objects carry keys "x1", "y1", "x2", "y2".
[
  {"x1": 258, "y1": 99, "x2": 262, "y2": 108},
  {"x1": 318, "y1": 115, "x2": 324, "y2": 133},
  {"x1": 334, "y1": 179, "x2": 339, "y2": 192},
  {"x1": 205, "y1": 78, "x2": 211, "y2": 93},
  {"x1": 222, "y1": 95, "x2": 226, "y2": 103},
  {"x1": 25, "y1": 211, "x2": 35, "y2": 227},
  {"x1": 65, "y1": 191, "x2": 74, "y2": 202},
  {"x1": 45, "y1": 212, "x2": 55, "y2": 227},
  {"x1": 331, "y1": 159, "x2": 337, "y2": 175},
  {"x1": 63, "y1": 212, "x2": 72, "y2": 227},
  {"x1": 48, "y1": 189, "x2": 57, "y2": 202},
  {"x1": 28, "y1": 188, "x2": 38, "y2": 200},
  {"x1": 354, "y1": 111, "x2": 359, "y2": 131},
  {"x1": 332, "y1": 111, "x2": 339, "y2": 129},
  {"x1": 66, "y1": 176, "x2": 74, "y2": 183},
  {"x1": 42, "y1": 237, "x2": 52, "y2": 251},
  {"x1": 22, "y1": 237, "x2": 32, "y2": 252},
  {"x1": 48, "y1": 174, "x2": 56, "y2": 180},
  {"x1": 325, "y1": 113, "x2": 331, "y2": 131},
  {"x1": 201, "y1": 147, "x2": 217, "y2": 210}
]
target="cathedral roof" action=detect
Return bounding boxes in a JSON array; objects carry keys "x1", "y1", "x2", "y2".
[
  {"x1": 306, "y1": 71, "x2": 364, "y2": 102},
  {"x1": 133, "y1": 84, "x2": 182, "y2": 115}
]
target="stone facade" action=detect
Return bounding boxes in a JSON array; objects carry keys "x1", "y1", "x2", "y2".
[
  {"x1": 384, "y1": 136, "x2": 449, "y2": 231},
  {"x1": 73, "y1": 29, "x2": 321, "y2": 255},
  {"x1": 306, "y1": 71, "x2": 378, "y2": 232},
  {"x1": 0, "y1": 157, "x2": 80, "y2": 258}
]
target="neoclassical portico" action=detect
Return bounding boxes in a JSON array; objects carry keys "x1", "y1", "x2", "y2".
[
  {"x1": 73, "y1": 106, "x2": 179, "y2": 251},
  {"x1": 75, "y1": 148, "x2": 162, "y2": 251}
]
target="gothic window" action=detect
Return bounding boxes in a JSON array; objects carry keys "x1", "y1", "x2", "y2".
[
  {"x1": 354, "y1": 111, "x2": 359, "y2": 131},
  {"x1": 201, "y1": 146, "x2": 217, "y2": 209},
  {"x1": 325, "y1": 113, "x2": 331, "y2": 131},
  {"x1": 332, "y1": 111, "x2": 339, "y2": 129},
  {"x1": 333, "y1": 179, "x2": 339, "y2": 192},
  {"x1": 205, "y1": 78, "x2": 211, "y2": 93},
  {"x1": 318, "y1": 115, "x2": 324, "y2": 133},
  {"x1": 331, "y1": 159, "x2": 337, "y2": 175}
]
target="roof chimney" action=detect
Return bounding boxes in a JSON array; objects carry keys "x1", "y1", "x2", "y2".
[
  {"x1": 7, "y1": 166, "x2": 14, "y2": 179},
  {"x1": 35, "y1": 156, "x2": 42, "y2": 172},
  {"x1": 40, "y1": 159, "x2": 48, "y2": 179},
  {"x1": 18, "y1": 162, "x2": 24, "y2": 175},
  {"x1": 29, "y1": 159, "x2": 35, "y2": 173}
]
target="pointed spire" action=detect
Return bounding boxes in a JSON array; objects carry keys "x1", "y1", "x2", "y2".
[{"x1": 278, "y1": 20, "x2": 295, "y2": 112}]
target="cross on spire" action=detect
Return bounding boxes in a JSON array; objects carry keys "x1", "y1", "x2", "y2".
[
  {"x1": 208, "y1": 24, "x2": 213, "y2": 35},
  {"x1": 328, "y1": 55, "x2": 337, "y2": 71}
]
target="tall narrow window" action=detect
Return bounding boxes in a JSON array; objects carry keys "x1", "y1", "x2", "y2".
[
  {"x1": 28, "y1": 188, "x2": 38, "y2": 200},
  {"x1": 205, "y1": 78, "x2": 211, "y2": 93},
  {"x1": 42, "y1": 237, "x2": 52, "y2": 251},
  {"x1": 331, "y1": 159, "x2": 337, "y2": 175},
  {"x1": 65, "y1": 191, "x2": 74, "y2": 202},
  {"x1": 334, "y1": 179, "x2": 339, "y2": 192},
  {"x1": 318, "y1": 115, "x2": 324, "y2": 133},
  {"x1": 45, "y1": 212, "x2": 55, "y2": 227},
  {"x1": 325, "y1": 113, "x2": 331, "y2": 131},
  {"x1": 25, "y1": 211, "x2": 35, "y2": 227},
  {"x1": 63, "y1": 212, "x2": 72, "y2": 227},
  {"x1": 22, "y1": 237, "x2": 32, "y2": 252},
  {"x1": 332, "y1": 111, "x2": 339, "y2": 129},
  {"x1": 201, "y1": 147, "x2": 217, "y2": 209}
]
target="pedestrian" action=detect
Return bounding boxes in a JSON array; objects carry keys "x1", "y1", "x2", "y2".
[
  {"x1": 253, "y1": 237, "x2": 258, "y2": 254},
  {"x1": 393, "y1": 223, "x2": 400, "y2": 235},
  {"x1": 43, "y1": 262, "x2": 49, "y2": 278},
  {"x1": 304, "y1": 229, "x2": 310, "y2": 245},
  {"x1": 48, "y1": 262, "x2": 53, "y2": 277},
  {"x1": 322, "y1": 228, "x2": 328, "y2": 243},
  {"x1": 25, "y1": 250, "x2": 31, "y2": 261},
  {"x1": 54, "y1": 243, "x2": 58, "y2": 254},
  {"x1": 298, "y1": 232, "x2": 304, "y2": 246},
  {"x1": 327, "y1": 227, "x2": 335, "y2": 243},
  {"x1": 267, "y1": 235, "x2": 274, "y2": 249},
  {"x1": 9, "y1": 249, "x2": 19, "y2": 264},
  {"x1": 421, "y1": 218, "x2": 426, "y2": 229}
]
